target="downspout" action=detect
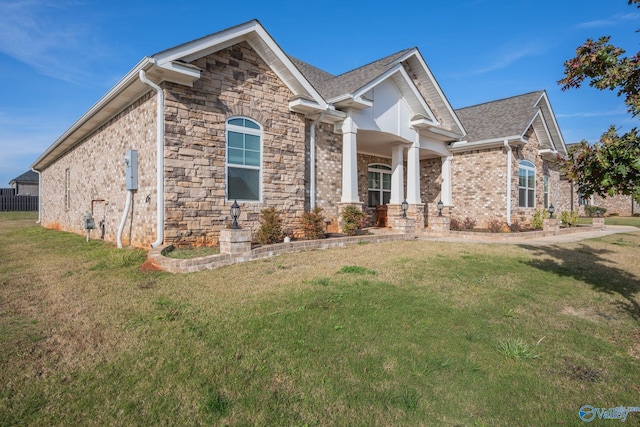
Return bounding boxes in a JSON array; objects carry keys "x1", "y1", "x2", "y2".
[
  {"x1": 309, "y1": 112, "x2": 325, "y2": 209},
  {"x1": 116, "y1": 190, "x2": 132, "y2": 248},
  {"x1": 30, "y1": 168, "x2": 41, "y2": 223},
  {"x1": 139, "y1": 70, "x2": 165, "y2": 248},
  {"x1": 504, "y1": 140, "x2": 512, "y2": 225}
]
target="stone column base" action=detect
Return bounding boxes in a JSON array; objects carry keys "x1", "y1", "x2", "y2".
[
  {"x1": 219, "y1": 228, "x2": 252, "y2": 255},
  {"x1": 393, "y1": 218, "x2": 416, "y2": 236},
  {"x1": 429, "y1": 216, "x2": 450, "y2": 233},
  {"x1": 592, "y1": 217, "x2": 605, "y2": 230},
  {"x1": 408, "y1": 203, "x2": 425, "y2": 228},
  {"x1": 543, "y1": 218, "x2": 560, "y2": 234}
]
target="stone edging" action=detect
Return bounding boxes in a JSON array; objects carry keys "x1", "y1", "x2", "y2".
[
  {"x1": 147, "y1": 225, "x2": 603, "y2": 273},
  {"x1": 417, "y1": 224, "x2": 600, "y2": 241},
  {"x1": 148, "y1": 232, "x2": 411, "y2": 273}
]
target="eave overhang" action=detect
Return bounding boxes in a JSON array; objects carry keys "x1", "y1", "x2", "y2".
[{"x1": 448, "y1": 136, "x2": 527, "y2": 153}]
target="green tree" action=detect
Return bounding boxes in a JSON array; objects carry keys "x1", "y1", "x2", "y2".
[
  {"x1": 558, "y1": 0, "x2": 640, "y2": 202},
  {"x1": 558, "y1": 0, "x2": 640, "y2": 116},
  {"x1": 562, "y1": 127, "x2": 640, "y2": 202}
]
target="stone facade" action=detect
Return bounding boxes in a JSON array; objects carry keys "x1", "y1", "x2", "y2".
[
  {"x1": 162, "y1": 41, "x2": 307, "y2": 246},
  {"x1": 40, "y1": 93, "x2": 158, "y2": 247}
]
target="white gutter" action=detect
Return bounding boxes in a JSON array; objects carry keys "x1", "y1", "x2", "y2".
[
  {"x1": 309, "y1": 112, "x2": 324, "y2": 209},
  {"x1": 139, "y1": 70, "x2": 165, "y2": 248},
  {"x1": 30, "y1": 168, "x2": 41, "y2": 224},
  {"x1": 504, "y1": 140, "x2": 512, "y2": 226}
]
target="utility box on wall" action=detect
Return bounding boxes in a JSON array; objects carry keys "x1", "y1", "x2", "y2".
[{"x1": 124, "y1": 149, "x2": 138, "y2": 191}]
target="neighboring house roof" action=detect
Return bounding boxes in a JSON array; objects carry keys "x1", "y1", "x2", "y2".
[
  {"x1": 10, "y1": 170, "x2": 39, "y2": 185},
  {"x1": 451, "y1": 90, "x2": 567, "y2": 156}
]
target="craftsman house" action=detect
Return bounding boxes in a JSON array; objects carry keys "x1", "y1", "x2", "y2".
[
  {"x1": 32, "y1": 19, "x2": 568, "y2": 247},
  {"x1": 451, "y1": 91, "x2": 568, "y2": 226}
]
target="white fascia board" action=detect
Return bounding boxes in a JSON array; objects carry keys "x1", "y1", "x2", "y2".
[
  {"x1": 536, "y1": 91, "x2": 568, "y2": 155},
  {"x1": 448, "y1": 136, "x2": 526, "y2": 152},
  {"x1": 154, "y1": 20, "x2": 259, "y2": 65},
  {"x1": 32, "y1": 57, "x2": 156, "y2": 170},
  {"x1": 248, "y1": 25, "x2": 327, "y2": 109},
  {"x1": 347, "y1": 64, "x2": 438, "y2": 123},
  {"x1": 535, "y1": 112, "x2": 557, "y2": 151},
  {"x1": 408, "y1": 50, "x2": 467, "y2": 137}
]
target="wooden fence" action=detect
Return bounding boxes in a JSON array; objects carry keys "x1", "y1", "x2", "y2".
[{"x1": 0, "y1": 189, "x2": 39, "y2": 211}]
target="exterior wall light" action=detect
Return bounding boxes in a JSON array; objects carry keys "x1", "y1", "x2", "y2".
[
  {"x1": 548, "y1": 204, "x2": 555, "y2": 219},
  {"x1": 437, "y1": 200, "x2": 444, "y2": 217},
  {"x1": 230, "y1": 200, "x2": 240, "y2": 229},
  {"x1": 401, "y1": 200, "x2": 408, "y2": 219},
  {"x1": 596, "y1": 207, "x2": 601, "y2": 218}
]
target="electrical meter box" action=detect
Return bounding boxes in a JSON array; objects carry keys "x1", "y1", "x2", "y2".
[{"x1": 124, "y1": 149, "x2": 138, "y2": 190}]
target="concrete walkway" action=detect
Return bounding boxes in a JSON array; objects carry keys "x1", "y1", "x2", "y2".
[{"x1": 420, "y1": 225, "x2": 640, "y2": 245}]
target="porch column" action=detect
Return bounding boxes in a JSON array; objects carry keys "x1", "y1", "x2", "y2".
[
  {"x1": 406, "y1": 141, "x2": 421, "y2": 204},
  {"x1": 390, "y1": 144, "x2": 404, "y2": 204},
  {"x1": 341, "y1": 116, "x2": 359, "y2": 203},
  {"x1": 441, "y1": 155, "x2": 452, "y2": 205}
]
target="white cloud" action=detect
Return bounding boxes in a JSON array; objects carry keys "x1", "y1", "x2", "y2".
[
  {"x1": 556, "y1": 109, "x2": 628, "y2": 118},
  {"x1": 575, "y1": 11, "x2": 640, "y2": 29},
  {"x1": 467, "y1": 42, "x2": 546, "y2": 76},
  {"x1": 0, "y1": 0, "x2": 105, "y2": 83}
]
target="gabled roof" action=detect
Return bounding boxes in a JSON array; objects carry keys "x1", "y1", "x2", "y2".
[
  {"x1": 292, "y1": 48, "x2": 466, "y2": 138},
  {"x1": 452, "y1": 91, "x2": 567, "y2": 155},
  {"x1": 10, "y1": 170, "x2": 39, "y2": 184}
]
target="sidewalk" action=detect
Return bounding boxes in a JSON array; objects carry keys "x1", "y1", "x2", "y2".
[{"x1": 419, "y1": 225, "x2": 640, "y2": 245}]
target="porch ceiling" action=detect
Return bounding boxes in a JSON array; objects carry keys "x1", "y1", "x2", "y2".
[{"x1": 357, "y1": 130, "x2": 441, "y2": 160}]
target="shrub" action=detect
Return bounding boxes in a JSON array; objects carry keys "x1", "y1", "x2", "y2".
[
  {"x1": 560, "y1": 210, "x2": 579, "y2": 227},
  {"x1": 487, "y1": 217, "x2": 504, "y2": 233},
  {"x1": 532, "y1": 210, "x2": 545, "y2": 230},
  {"x1": 341, "y1": 204, "x2": 366, "y2": 236},
  {"x1": 450, "y1": 217, "x2": 477, "y2": 231},
  {"x1": 509, "y1": 220, "x2": 522, "y2": 232},
  {"x1": 584, "y1": 205, "x2": 607, "y2": 217},
  {"x1": 300, "y1": 207, "x2": 326, "y2": 240},
  {"x1": 256, "y1": 207, "x2": 284, "y2": 244},
  {"x1": 463, "y1": 217, "x2": 477, "y2": 230}
]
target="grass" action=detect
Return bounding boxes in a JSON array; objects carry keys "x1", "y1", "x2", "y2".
[
  {"x1": 164, "y1": 245, "x2": 220, "y2": 259},
  {"x1": 1, "y1": 212, "x2": 640, "y2": 425},
  {"x1": 576, "y1": 215, "x2": 640, "y2": 227}
]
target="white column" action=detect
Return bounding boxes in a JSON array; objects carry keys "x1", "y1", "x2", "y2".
[
  {"x1": 406, "y1": 140, "x2": 421, "y2": 204},
  {"x1": 341, "y1": 116, "x2": 359, "y2": 203},
  {"x1": 390, "y1": 144, "x2": 404, "y2": 204},
  {"x1": 441, "y1": 155, "x2": 453, "y2": 205}
]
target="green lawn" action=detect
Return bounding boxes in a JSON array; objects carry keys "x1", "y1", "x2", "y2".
[
  {"x1": 576, "y1": 215, "x2": 640, "y2": 227},
  {"x1": 1, "y1": 212, "x2": 639, "y2": 426}
]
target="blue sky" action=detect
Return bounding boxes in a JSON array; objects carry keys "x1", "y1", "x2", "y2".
[{"x1": 0, "y1": 0, "x2": 638, "y2": 186}]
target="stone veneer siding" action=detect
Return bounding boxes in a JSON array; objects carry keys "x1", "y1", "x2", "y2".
[
  {"x1": 162, "y1": 42, "x2": 307, "y2": 246},
  {"x1": 39, "y1": 93, "x2": 158, "y2": 247}
]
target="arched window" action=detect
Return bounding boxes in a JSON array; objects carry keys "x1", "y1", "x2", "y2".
[
  {"x1": 518, "y1": 160, "x2": 535, "y2": 208},
  {"x1": 368, "y1": 164, "x2": 391, "y2": 207},
  {"x1": 226, "y1": 117, "x2": 261, "y2": 201}
]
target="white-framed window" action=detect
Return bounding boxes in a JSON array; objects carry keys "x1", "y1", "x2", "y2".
[
  {"x1": 518, "y1": 160, "x2": 535, "y2": 208},
  {"x1": 368, "y1": 164, "x2": 391, "y2": 207},
  {"x1": 65, "y1": 168, "x2": 71, "y2": 210},
  {"x1": 543, "y1": 175, "x2": 550, "y2": 209},
  {"x1": 226, "y1": 117, "x2": 262, "y2": 201}
]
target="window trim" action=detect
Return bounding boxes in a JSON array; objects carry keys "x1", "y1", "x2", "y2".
[
  {"x1": 225, "y1": 116, "x2": 263, "y2": 202},
  {"x1": 65, "y1": 168, "x2": 71, "y2": 210},
  {"x1": 367, "y1": 163, "x2": 392, "y2": 207},
  {"x1": 518, "y1": 160, "x2": 536, "y2": 208}
]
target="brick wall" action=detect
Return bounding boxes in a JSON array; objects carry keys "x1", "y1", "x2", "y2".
[
  {"x1": 451, "y1": 146, "x2": 507, "y2": 226},
  {"x1": 40, "y1": 93, "x2": 158, "y2": 247}
]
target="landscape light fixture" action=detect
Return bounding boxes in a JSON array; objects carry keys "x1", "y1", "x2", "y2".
[
  {"x1": 401, "y1": 200, "x2": 408, "y2": 219},
  {"x1": 548, "y1": 204, "x2": 555, "y2": 219},
  {"x1": 596, "y1": 208, "x2": 601, "y2": 218},
  {"x1": 230, "y1": 200, "x2": 240, "y2": 229},
  {"x1": 437, "y1": 200, "x2": 444, "y2": 217}
]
